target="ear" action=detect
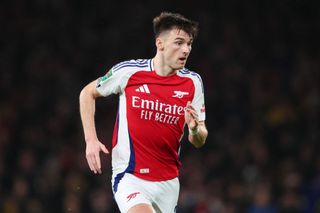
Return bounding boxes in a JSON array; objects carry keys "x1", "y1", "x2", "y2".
[{"x1": 156, "y1": 37, "x2": 164, "y2": 51}]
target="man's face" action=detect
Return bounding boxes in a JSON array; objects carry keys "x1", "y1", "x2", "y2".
[{"x1": 158, "y1": 28, "x2": 193, "y2": 70}]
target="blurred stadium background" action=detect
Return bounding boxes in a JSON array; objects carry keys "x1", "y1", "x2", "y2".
[{"x1": 0, "y1": 0, "x2": 319, "y2": 212}]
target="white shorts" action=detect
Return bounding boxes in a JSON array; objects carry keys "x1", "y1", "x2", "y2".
[{"x1": 112, "y1": 173, "x2": 179, "y2": 213}]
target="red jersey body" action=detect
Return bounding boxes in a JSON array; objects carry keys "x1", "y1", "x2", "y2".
[{"x1": 96, "y1": 59, "x2": 206, "y2": 193}]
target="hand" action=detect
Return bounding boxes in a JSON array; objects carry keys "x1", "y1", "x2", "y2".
[
  {"x1": 184, "y1": 101, "x2": 199, "y2": 131},
  {"x1": 85, "y1": 139, "x2": 109, "y2": 174}
]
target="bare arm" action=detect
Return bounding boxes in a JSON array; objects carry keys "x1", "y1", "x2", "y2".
[
  {"x1": 184, "y1": 102, "x2": 208, "y2": 148},
  {"x1": 79, "y1": 80, "x2": 109, "y2": 174}
]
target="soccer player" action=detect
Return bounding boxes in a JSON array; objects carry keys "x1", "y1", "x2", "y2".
[{"x1": 79, "y1": 12, "x2": 208, "y2": 213}]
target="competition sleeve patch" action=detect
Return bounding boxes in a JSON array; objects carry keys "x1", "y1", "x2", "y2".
[{"x1": 97, "y1": 69, "x2": 113, "y2": 88}]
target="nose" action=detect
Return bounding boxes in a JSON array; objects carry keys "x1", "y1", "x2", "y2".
[{"x1": 182, "y1": 44, "x2": 191, "y2": 55}]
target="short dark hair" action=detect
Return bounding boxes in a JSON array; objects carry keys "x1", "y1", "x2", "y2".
[{"x1": 153, "y1": 12, "x2": 199, "y2": 39}]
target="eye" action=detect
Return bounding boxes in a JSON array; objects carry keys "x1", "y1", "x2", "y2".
[{"x1": 175, "y1": 41, "x2": 183, "y2": 45}]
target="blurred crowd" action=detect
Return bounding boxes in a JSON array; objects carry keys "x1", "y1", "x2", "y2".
[{"x1": 0, "y1": 0, "x2": 319, "y2": 212}]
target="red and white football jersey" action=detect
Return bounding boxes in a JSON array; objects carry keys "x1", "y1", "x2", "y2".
[{"x1": 96, "y1": 59, "x2": 206, "y2": 192}]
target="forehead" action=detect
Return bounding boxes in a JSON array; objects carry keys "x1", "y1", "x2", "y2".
[{"x1": 163, "y1": 28, "x2": 192, "y2": 41}]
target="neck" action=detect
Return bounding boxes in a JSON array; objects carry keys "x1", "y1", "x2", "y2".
[{"x1": 153, "y1": 53, "x2": 177, "y2": 76}]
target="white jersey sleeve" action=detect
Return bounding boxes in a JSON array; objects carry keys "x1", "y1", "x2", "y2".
[
  {"x1": 96, "y1": 65, "x2": 126, "y2": 96},
  {"x1": 191, "y1": 73, "x2": 206, "y2": 121},
  {"x1": 96, "y1": 59, "x2": 150, "y2": 96}
]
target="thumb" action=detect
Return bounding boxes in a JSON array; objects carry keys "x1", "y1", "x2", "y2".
[{"x1": 100, "y1": 144, "x2": 109, "y2": 154}]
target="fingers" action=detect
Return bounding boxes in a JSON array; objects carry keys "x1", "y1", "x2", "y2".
[
  {"x1": 87, "y1": 154, "x2": 101, "y2": 174},
  {"x1": 185, "y1": 102, "x2": 199, "y2": 120},
  {"x1": 95, "y1": 153, "x2": 102, "y2": 174},
  {"x1": 86, "y1": 154, "x2": 98, "y2": 174},
  {"x1": 86, "y1": 142, "x2": 109, "y2": 174},
  {"x1": 100, "y1": 144, "x2": 109, "y2": 154},
  {"x1": 87, "y1": 155, "x2": 96, "y2": 172},
  {"x1": 185, "y1": 102, "x2": 199, "y2": 130},
  {"x1": 188, "y1": 109, "x2": 199, "y2": 120}
]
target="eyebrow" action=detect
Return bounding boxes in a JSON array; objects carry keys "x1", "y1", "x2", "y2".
[{"x1": 174, "y1": 37, "x2": 193, "y2": 43}]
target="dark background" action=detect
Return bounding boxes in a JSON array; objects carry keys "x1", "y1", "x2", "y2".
[{"x1": 0, "y1": 0, "x2": 319, "y2": 212}]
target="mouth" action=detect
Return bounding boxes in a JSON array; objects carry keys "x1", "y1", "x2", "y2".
[{"x1": 178, "y1": 57, "x2": 187, "y2": 63}]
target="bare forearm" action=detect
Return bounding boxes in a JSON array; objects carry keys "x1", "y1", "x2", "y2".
[
  {"x1": 79, "y1": 81, "x2": 100, "y2": 142},
  {"x1": 80, "y1": 81, "x2": 109, "y2": 174},
  {"x1": 188, "y1": 125, "x2": 208, "y2": 148}
]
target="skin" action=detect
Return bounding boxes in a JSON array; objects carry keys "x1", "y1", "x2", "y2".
[
  {"x1": 153, "y1": 28, "x2": 208, "y2": 148},
  {"x1": 127, "y1": 204, "x2": 155, "y2": 213},
  {"x1": 153, "y1": 28, "x2": 193, "y2": 76},
  {"x1": 79, "y1": 27, "x2": 208, "y2": 213}
]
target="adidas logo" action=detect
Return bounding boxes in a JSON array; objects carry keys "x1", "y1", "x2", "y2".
[{"x1": 135, "y1": 84, "x2": 150, "y2": 94}]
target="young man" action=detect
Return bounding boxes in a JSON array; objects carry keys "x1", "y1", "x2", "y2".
[{"x1": 79, "y1": 12, "x2": 208, "y2": 213}]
